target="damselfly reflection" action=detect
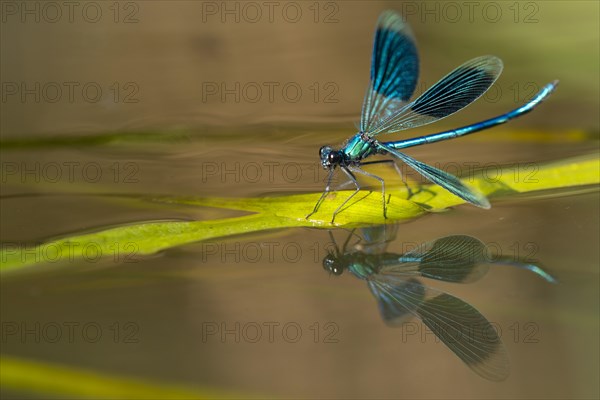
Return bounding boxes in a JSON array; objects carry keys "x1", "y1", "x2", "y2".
[
  {"x1": 308, "y1": 11, "x2": 558, "y2": 223},
  {"x1": 323, "y1": 225, "x2": 556, "y2": 381}
]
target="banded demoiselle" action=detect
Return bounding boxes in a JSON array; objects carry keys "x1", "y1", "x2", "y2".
[
  {"x1": 323, "y1": 226, "x2": 556, "y2": 380},
  {"x1": 308, "y1": 11, "x2": 558, "y2": 223}
]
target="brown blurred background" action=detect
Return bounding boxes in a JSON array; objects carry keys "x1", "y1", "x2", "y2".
[
  {"x1": 1, "y1": 2, "x2": 598, "y2": 399},
  {"x1": 1, "y1": 0, "x2": 598, "y2": 138}
]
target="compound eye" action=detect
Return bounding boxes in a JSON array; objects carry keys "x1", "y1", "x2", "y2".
[
  {"x1": 322, "y1": 254, "x2": 343, "y2": 275},
  {"x1": 331, "y1": 266, "x2": 343, "y2": 275},
  {"x1": 328, "y1": 152, "x2": 338, "y2": 163},
  {"x1": 319, "y1": 146, "x2": 330, "y2": 158},
  {"x1": 322, "y1": 254, "x2": 335, "y2": 271}
]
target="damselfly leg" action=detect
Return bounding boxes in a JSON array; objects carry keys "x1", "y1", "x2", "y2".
[
  {"x1": 330, "y1": 167, "x2": 361, "y2": 224},
  {"x1": 306, "y1": 169, "x2": 335, "y2": 219},
  {"x1": 361, "y1": 159, "x2": 415, "y2": 200}
]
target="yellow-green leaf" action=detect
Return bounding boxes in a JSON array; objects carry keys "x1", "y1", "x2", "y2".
[
  {"x1": 0, "y1": 355, "x2": 255, "y2": 399},
  {"x1": 1, "y1": 155, "x2": 597, "y2": 272}
]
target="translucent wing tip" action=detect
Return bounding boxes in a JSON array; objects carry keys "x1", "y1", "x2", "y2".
[
  {"x1": 459, "y1": 189, "x2": 490, "y2": 209},
  {"x1": 472, "y1": 55, "x2": 504, "y2": 78},
  {"x1": 379, "y1": 10, "x2": 403, "y2": 23},
  {"x1": 461, "y1": 184, "x2": 491, "y2": 209},
  {"x1": 377, "y1": 10, "x2": 412, "y2": 35},
  {"x1": 476, "y1": 196, "x2": 491, "y2": 209},
  {"x1": 449, "y1": 182, "x2": 491, "y2": 209}
]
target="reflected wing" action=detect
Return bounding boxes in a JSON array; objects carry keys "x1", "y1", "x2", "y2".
[
  {"x1": 356, "y1": 224, "x2": 400, "y2": 255},
  {"x1": 378, "y1": 144, "x2": 490, "y2": 208},
  {"x1": 360, "y1": 11, "x2": 419, "y2": 134},
  {"x1": 378, "y1": 234, "x2": 557, "y2": 284},
  {"x1": 368, "y1": 56, "x2": 503, "y2": 136},
  {"x1": 367, "y1": 276, "x2": 509, "y2": 381},
  {"x1": 380, "y1": 235, "x2": 490, "y2": 283},
  {"x1": 368, "y1": 277, "x2": 425, "y2": 325}
]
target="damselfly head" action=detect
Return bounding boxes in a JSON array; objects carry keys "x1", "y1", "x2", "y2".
[
  {"x1": 323, "y1": 252, "x2": 344, "y2": 276},
  {"x1": 319, "y1": 146, "x2": 343, "y2": 170}
]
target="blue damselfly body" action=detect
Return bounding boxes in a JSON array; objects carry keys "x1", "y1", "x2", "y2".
[{"x1": 308, "y1": 11, "x2": 558, "y2": 223}]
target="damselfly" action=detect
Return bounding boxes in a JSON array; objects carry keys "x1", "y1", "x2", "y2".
[
  {"x1": 323, "y1": 225, "x2": 556, "y2": 380},
  {"x1": 308, "y1": 11, "x2": 558, "y2": 223}
]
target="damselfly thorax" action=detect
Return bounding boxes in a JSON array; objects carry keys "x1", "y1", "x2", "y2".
[{"x1": 319, "y1": 133, "x2": 381, "y2": 169}]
